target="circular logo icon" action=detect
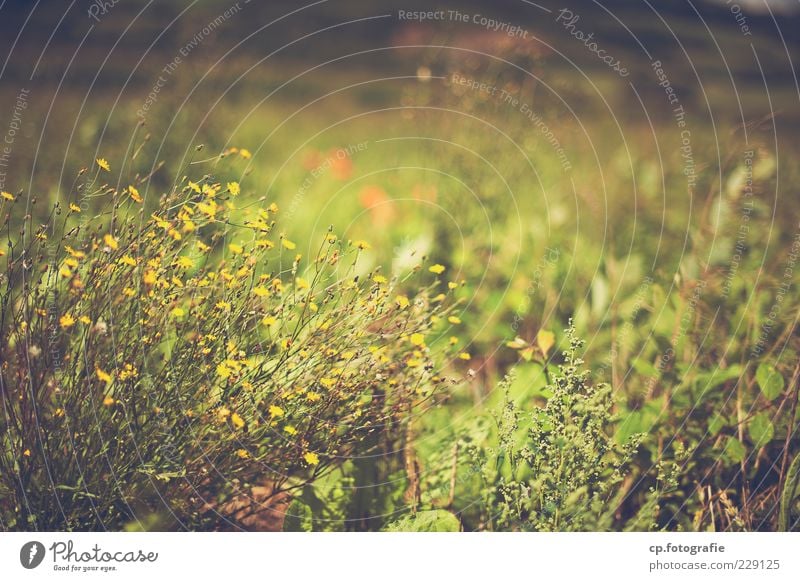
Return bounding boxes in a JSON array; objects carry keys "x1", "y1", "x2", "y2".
[{"x1": 20, "y1": 541, "x2": 46, "y2": 569}]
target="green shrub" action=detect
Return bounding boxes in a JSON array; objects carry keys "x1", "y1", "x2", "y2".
[
  {"x1": 463, "y1": 324, "x2": 648, "y2": 531},
  {"x1": 0, "y1": 159, "x2": 456, "y2": 530}
]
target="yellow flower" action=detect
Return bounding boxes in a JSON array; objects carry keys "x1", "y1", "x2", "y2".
[
  {"x1": 231, "y1": 413, "x2": 245, "y2": 429},
  {"x1": 268, "y1": 202, "x2": 278, "y2": 213},
  {"x1": 295, "y1": 277, "x2": 309, "y2": 290},
  {"x1": 448, "y1": 282, "x2": 458, "y2": 290},
  {"x1": 239, "y1": 148, "x2": 252, "y2": 159},
  {"x1": 217, "y1": 407, "x2": 231, "y2": 421},
  {"x1": 303, "y1": 451, "x2": 320, "y2": 466},
  {"x1": 197, "y1": 200, "x2": 218, "y2": 218},
  {"x1": 96, "y1": 158, "x2": 110, "y2": 171},
  {"x1": 96, "y1": 367, "x2": 112, "y2": 383},
  {"x1": 201, "y1": 183, "x2": 218, "y2": 197},
  {"x1": 449, "y1": 336, "x2": 459, "y2": 345},
  {"x1": 373, "y1": 274, "x2": 387, "y2": 284},
  {"x1": 236, "y1": 449, "x2": 249, "y2": 459},
  {"x1": 151, "y1": 214, "x2": 170, "y2": 230},
  {"x1": 103, "y1": 396, "x2": 115, "y2": 406},
  {"x1": 78, "y1": 316, "x2": 91, "y2": 324},
  {"x1": 409, "y1": 333, "x2": 425, "y2": 346},
  {"x1": 59, "y1": 313, "x2": 76, "y2": 328},
  {"x1": 406, "y1": 358, "x2": 422, "y2": 368},
  {"x1": 0, "y1": 191, "x2": 14, "y2": 201},
  {"x1": 458, "y1": 352, "x2": 471, "y2": 361},
  {"x1": 143, "y1": 270, "x2": 157, "y2": 285},
  {"x1": 428, "y1": 264, "x2": 446, "y2": 274},
  {"x1": 69, "y1": 203, "x2": 81, "y2": 213},
  {"x1": 355, "y1": 240, "x2": 371, "y2": 250},
  {"x1": 284, "y1": 425, "x2": 297, "y2": 436},
  {"x1": 253, "y1": 286, "x2": 270, "y2": 298},
  {"x1": 306, "y1": 392, "x2": 321, "y2": 402},
  {"x1": 119, "y1": 255, "x2": 136, "y2": 267},
  {"x1": 59, "y1": 265, "x2": 73, "y2": 279},
  {"x1": 395, "y1": 295, "x2": 410, "y2": 309},
  {"x1": 175, "y1": 256, "x2": 193, "y2": 269},
  {"x1": 281, "y1": 239, "x2": 296, "y2": 250},
  {"x1": 229, "y1": 243, "x2": 243, "y2": 255},
  {"x1": 448, "y1": 316, "x2": 462, "y2": 325},
  {"x1": 188, "y1": 181, "x2": 201, "y2": 193},
  {"x1": 23, "y1": 449, "x2": 31, "y2": 457},
  {"x1": 215, "y1": 301, "x2": 231, "y2": 311},
  {"x1": 171, "y1": 307, "x2": 185, "y2": 318},
  {"x1": 119, "y1": 363, "x2": 138, "y2": 381},
  {"x1": 128, "y1": 185, "x2": 143, "y2": 203},
  {"x1": 103, "y1": 234, "x2": 119, "y2": 250},
  {"x1": 65, "y1": 245, "x2": 86, "y2": 259},
  {"x1": 269, "y1": 405, "x2": 284, "y2": 419},
  {"x1": 216, "y1": 363, "x2": 232, "y2": 379},
  {"x1": 227, "y1": 182, "x2": 240, "y2": 196}
]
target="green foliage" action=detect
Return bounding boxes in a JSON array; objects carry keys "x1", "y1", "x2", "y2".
[
  {"x1": 748, "y1": 413, "x2": 775, "y2": 448},
  {"x1": 462, "y1": 324, "x2": 645, "y2": 531},
  {"x1": 757, "y1": 363, "x2": 785, "y2": 401},
  {"x1": 779, "y1": 454, "x2": 800, "y2": 531},
  {"x1": 0, "y1": 161, "x2": 452, "y2": 531},
  {"x1": 1, "y1": 19, "x2": 798, "y2": 532},
  {"x1": 384, "y1": 510, "x2": 461, "y2": 532}
]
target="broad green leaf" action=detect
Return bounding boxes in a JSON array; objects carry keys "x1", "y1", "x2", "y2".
[
  {"x1": 615, "y1": 398, "x2": 663, "y2": 444},
  {"x1": 283, "y1": 499, "x2": 314, "y2": 532},
  {"x1": 722, "y1": 436, "x2": 746, "y2": 464},
  {"x1": 748, "y1": 413, "x2": 775, "y2": 448},
  {"x1": 708, "y1": 413, "x2": 727, "y2": 436},
  {"x1": 384, "y1": 510, "x2": 461, "y2": 532},
  {"x1": 632, "y1": 357, "x2": 659, "y2": 378},
  {"x1": 779, "y1": 454, "x2": 800, "y2": 531},
  {"x1": 756, "y1": 363, "x2": 785, "y2": 401}
]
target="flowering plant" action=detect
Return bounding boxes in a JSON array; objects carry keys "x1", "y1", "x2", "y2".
[{"x1": 0, "y1": 158, "x2": 458, "y2": 530}]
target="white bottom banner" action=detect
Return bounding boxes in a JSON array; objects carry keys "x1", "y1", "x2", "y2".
[{"x1": 1, "y1": 532, "x2": 797, "y2": 580}]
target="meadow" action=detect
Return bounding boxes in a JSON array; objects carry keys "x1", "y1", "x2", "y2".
[{"x1": 1, "y1": 0, "x2": 799, "y2": 532}]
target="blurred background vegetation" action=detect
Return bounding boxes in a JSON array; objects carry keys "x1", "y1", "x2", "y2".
[{"x1": 1, "y1": 0, "x2": 799, "y2": 530}]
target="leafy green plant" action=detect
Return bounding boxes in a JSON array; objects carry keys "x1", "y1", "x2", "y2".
[
  {"x1": 0, "y1": 159, "x2": 455, "y2": 531},
  {"x1": 460, "y1": 323, "x2": 646, "y2": 531},
  {"x1": 779, "y1": 454, "x2": 800, "y2": 531},
  {"x1": 384, "y1": 509, "x2": 461, "y2": 532}
]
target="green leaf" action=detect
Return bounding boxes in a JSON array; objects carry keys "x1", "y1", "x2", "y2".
[
  {"x1": 708, "y1": 413, "x2": 727, "y2": 436},
  {"x1": 779, "y1": 454, "x2": 800, "y2": 531},
  {"x1": 283, "y1": 499, "x2": 314, "y2": 532},
  {"x1": 632, "y1": 357, "x2": 659, "y2": 378},
  {"x1": 756, "y1": 363, "x2": 785, "y2": 401},
  {"x1": 722, "y1": 436, "x2": 746, "y2": 464},
  {"x1": 384, "y1": 510, "x2": 461, "y2": 532},
  {"x1": 747, "y1": 413, "x2": 775, "y2": 447}
]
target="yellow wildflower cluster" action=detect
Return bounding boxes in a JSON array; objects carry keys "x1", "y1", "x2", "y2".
[{"x1": 0, "y1": 157, "x2": 458, "y2": 530}]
